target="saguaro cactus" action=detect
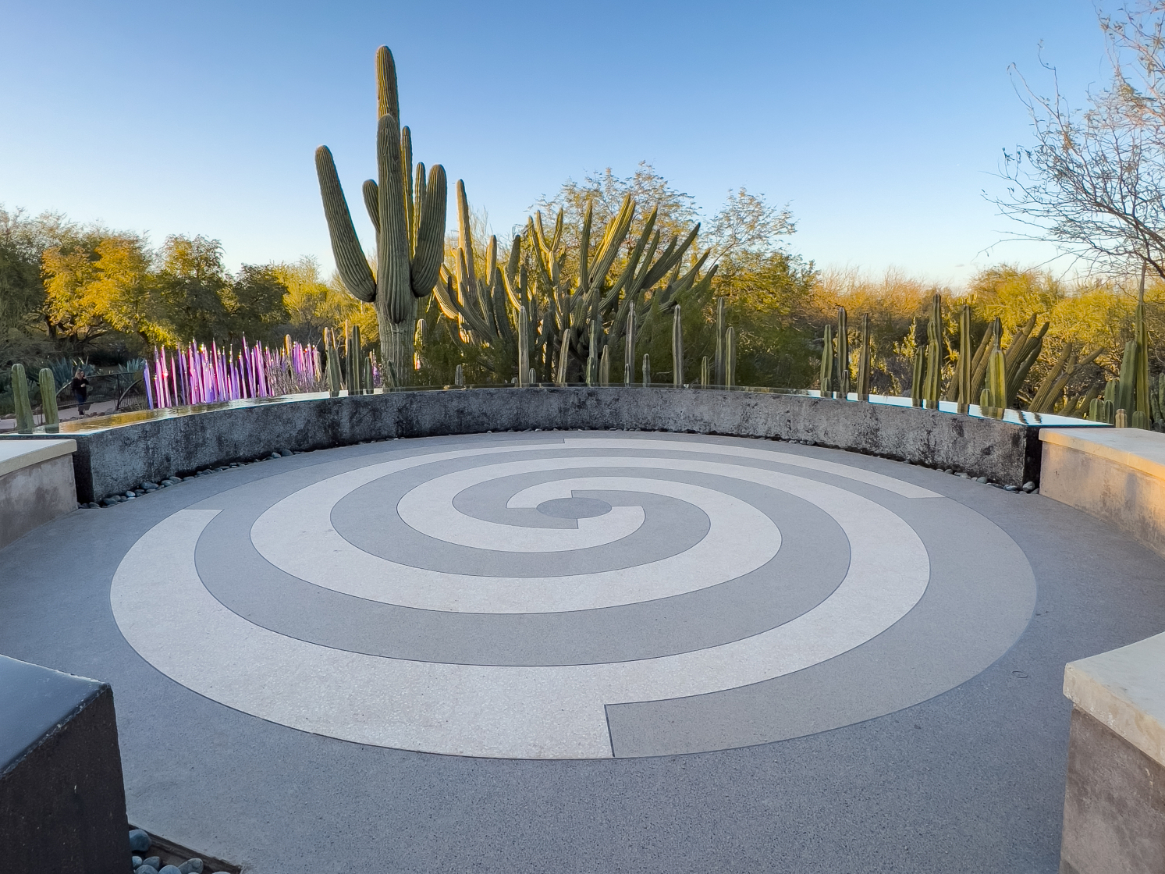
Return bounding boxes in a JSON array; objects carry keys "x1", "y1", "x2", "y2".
[
  {"x1": 38, "y1": 369, "x2": 59, "y2": 433},
  {"x1": 315, "y1": 46, "x2": 448, "y2": 386},
  {"x1": 11, "y1": 364, "x2": 33, "y2": 433}
]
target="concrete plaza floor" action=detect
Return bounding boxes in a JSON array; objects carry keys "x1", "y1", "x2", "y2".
[{"x1": 2, "y1": 431, "x2": 1164, "y2": 872}]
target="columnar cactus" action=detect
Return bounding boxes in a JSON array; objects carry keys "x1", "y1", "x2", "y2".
[
  {"x1": 599, "y1": 346, "x2": 610, "y2": 387},
  {"x1": 518, "y1": 306, "x2": 530, "y2": 388},
  {"x1": 910, "y1": 344, "x2": 925, "y2": 407},
  {"x1": 624, "y1": 308, "x2": 636, "y2": 386},
  {"x1": 981, "y1": 324, "x2": 1008, "y2": 410},
  {"x1": 836, "y1": 307, "x2": 850, "y2": 398},
  {"x1": 856, "y1": 313, "x2": 871, "y2": 402},
  {"x1": 725, "y1": 326, "x2": 736, "y2": 389},
  {"x1": 923, "y1": 294, "x2": 942, "y2": 408},
  {"x1": 700, "y1": 355, "x2": 710, "y2": 387},
  {"x1": 819, "y1": 324, "x2": 834, "y2": 397},
  {"x1": 324, "y1": 329, "x2": 342, "y2": 397},
  {"x1": 642, "y1": 353, "x2": 650, "y2": 387},
  {"x1": 315, "y1": 46, "x2": 448, "y2": 386},
  {"x1": 957, "y1": 304, "x2": 972, "y2": 410},
  {"x1": 38, "y1": 369, "x2": 59, "y2": 433},
  {"x1": 672, "y1": 304, "x2": 684, "y2": 387},
  {"x1": 11, "y1": 364, "x2": 33, "y2": 434},
  {"x1": 713, "y1": 298, "x2": 726, "y2": 385}
]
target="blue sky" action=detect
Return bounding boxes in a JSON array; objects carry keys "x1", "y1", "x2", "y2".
[{"x1": 0, "y1": 0, "x2": 1109, "y2": 284}]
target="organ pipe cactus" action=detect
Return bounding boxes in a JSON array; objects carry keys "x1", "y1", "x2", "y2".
[
  {"x1": 700, "y1": 356, "x2": 710, "y2": 387},
  {"x1": 725, "y1": 326, "x2": 736, "y2": 389},
  {"x1": 1089, "y1": 396, "x2": 1115, "y2": 424},
  {"x1": 325, "y1": 329, "x2": 342, "y2": 397},
  {"x1": 910, "y1": 347, "x2": 924, "y2": 407},
  {"x1": 431, "y1": 184, "x2": 713, "y2": 386},
  {"x1": 624, "y1": 308, "x2": 636, "y2": 386},
  {"x1": 856, "y1": 313, "x2": 871, "y2": 402},
  {"x1": 981, "y1": 324, "x2": 1008, "y2": 411},
  {"x1": 957, "y1": 304, "x2": 972, "y2": 411},
  {"x1": 12, "y1": 363, "x2": 33, "y2": 433},
  {"x1": 819, "y1": 324, "x2": 834, "y2": 397},
  {"x1": 672, "y1": 304, "x2": 684, "y2": 386},
  {"x1": 714, "y1": 298, "x2": 726, "y2": 385},
  {"x1": 599, "y1": 346, "x2": 610, "y2": 387},
  {"x1": 923, "y1": 294, "x2": 942, "y2": 408},
  {"x1": 38, "y1": 369, "x2": 59, "y2": 433},
  {"x1": 315, "y1": 46, "x2": 448, "y2": 386},
  {"x1": 642, "y1": 353, "x2": 650, "y2": 387},
  {"x1": 836, "y1": 307, "x2": 850, "y2": 398},
  {"x1": 518, "y1": 306, "x2": 531, "y2": 387}
]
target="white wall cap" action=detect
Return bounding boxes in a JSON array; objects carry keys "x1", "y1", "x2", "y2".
[
  {"x1": 1041, "y1": 427, "x2": 1165, "y2": 482},
  {"x1": 0, "y1": 439, "x2": 77, "y2": 479},
  {"x1": 1064, "y1": 631, "x2": 1165, "y2": 767}
]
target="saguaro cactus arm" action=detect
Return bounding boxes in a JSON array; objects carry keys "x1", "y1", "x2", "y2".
[
  {"x1": 315, "y1": 147, "x2": 376, "y2": 303},
  {"x1": 410, "y1": 165, "x2": 447, "y2": 297}
]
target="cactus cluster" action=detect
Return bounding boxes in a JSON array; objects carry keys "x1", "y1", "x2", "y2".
[
  {"x1": 7, "y1": 364, "x2": 60, "y2": 433},
  {"x1": 432, "y1": 183, "x2": 714, "y2": 386},
  {"x1": 1087, "y1": 285, "x2": 1152, "y2": 427},
  {"x1": 818, "y1": 306, "x2": 869, "y2": 401},
  {"x1": 315, "y1": 46, "x2": 448, "y2": 387}
]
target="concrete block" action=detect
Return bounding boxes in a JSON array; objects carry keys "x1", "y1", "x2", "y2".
[
  {"x1": 1060, "y1": 707, "x2": 1165, "y2": 874},
  {"x1": 0, "y1": 655, "x2": 130, "y2": 874}
]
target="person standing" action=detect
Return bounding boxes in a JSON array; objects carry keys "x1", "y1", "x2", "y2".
[{"x1": 70, "y1": 368, "x2": 89, "y2": 415}]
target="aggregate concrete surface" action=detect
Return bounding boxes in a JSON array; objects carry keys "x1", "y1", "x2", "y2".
[{"x1": 2, "y1": 430, "x2": 1164, "y2": 873}]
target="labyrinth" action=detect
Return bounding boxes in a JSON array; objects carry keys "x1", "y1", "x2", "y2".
[{"x1": 110, "y1": 431, "x2": 1036, "y2": 759}]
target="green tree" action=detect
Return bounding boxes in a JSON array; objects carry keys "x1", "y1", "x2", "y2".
[
  {"x1": 42, "y1": 230, "x2": 153, "y2": 347},
  {"x1": 154, "y1": 235, "x2": 231, "y2": 342}
]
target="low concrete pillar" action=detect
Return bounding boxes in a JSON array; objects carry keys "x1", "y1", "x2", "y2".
[
  {"x1": 0, "y1": 654, "x2": 130, "y2": 873},
  {"x1": 1060, "y1": 634, "x2": 1165, "y2": 874},
  {"x1": 0, "y1": 439, "x2": 77, "y2": 549}
]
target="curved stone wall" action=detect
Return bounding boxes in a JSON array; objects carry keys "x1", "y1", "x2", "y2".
[
  {"x1": 0, "y1": 387, "x2": 1056, "y2": 503},
  {"x1": 1038, "y1": 427, "x2": 1165, "y2": 874}
]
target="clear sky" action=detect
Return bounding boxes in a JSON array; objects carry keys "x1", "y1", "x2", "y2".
[{"x1": 0, "y1": 0, "x2": 1110, "y2": 285}]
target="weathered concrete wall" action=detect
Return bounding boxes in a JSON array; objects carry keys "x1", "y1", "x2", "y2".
[
  {"x1": 0, "y1": 449, "x2": 77, "y2": 550},
  {"x1": 10, "y1": 388, "x2": 1043, "y2": 502},
  {"x1": 1042, "y1": 428, "x2": 1165, "y2": 562},
  {"x1": 1045, "y1": 429, "x2": 1165, "y2": 874},
  {"x1": 0, "y1": 656, "x2": 130, "y2": 874},
  {"x1": 1060, "y1": 707, "x2": 1165, "y2": 874}
]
